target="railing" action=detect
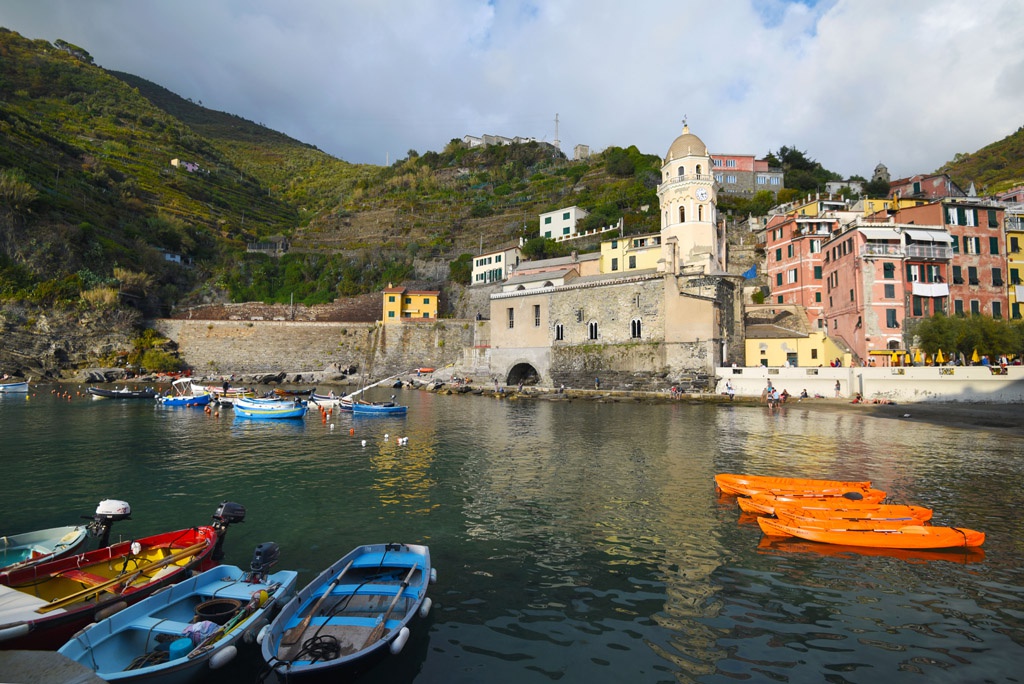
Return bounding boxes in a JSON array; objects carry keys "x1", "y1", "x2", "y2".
[
  {"x1": 659, "y1": 173, "x2": 716, "y2": 187},
  {"x1": 861, "y1": 244, "x2": 904, "y2": 257},
  {"x1": 904, "y1": 244, "x2": 952, "y2": 260}
]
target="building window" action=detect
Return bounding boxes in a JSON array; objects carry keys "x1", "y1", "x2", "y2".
[
  {"x1": 611, "y1": 258, "x2": 618, "y2": 271},
  {"x1": 778, "y1": 295, "x2": 784, "y2": 304},
  {"x1": 787, "y1": 244, "x2": 794, "y2": 258},
  {"x1": 883, "y1": 262, "x2": 895, "y2": 278},
  {"x1": 714, "y1": 173, "x2": 723, "y2": 183},
  {"x1": 388, "y1": 295, "x2": 396, "y2": 302},
  {"x1": 423, "y1": 312, "x2": 430, "y2": 318},
  {"x1": 787, "y1": 268, "x2": 798, "y2": 284},
  {"x1": 611, "y1": 240, "x2": 618, "y2": 248},
  {"x1": 423, "y1": 298, "x2": 430, "y2": 304},
  {"x1": 563, "y1": 227, "x2": 570, "y2": 235},
  {"x1": 387, "y1": 310, "x2": 395, "y2": 318},
  {"x1": 1013, "y1": 268, "x2": 1021, "y2": 285},
  {"x1": 405, "y1": 297, "x2": 412, "y2": 304},
  {"x1": 966, "y1": 237, "x2": 980, "y2": 254},
  {"x1": 968, "y1": 266, "x2": 979, "y2": 285},
  {"x1": 507, "y1": 308, "x2": 514, "y2": 329},
  {"x1": 814, "y1": 266, "x2": 822, "y2": 279},
  {"x1": 713, "y1": 158, "x2": 722, "y2": 167},
  {"x1": 990, "y1": 237, "x2": 1000, "y2": 255},
  {"x1": 850, "y1": 289, "x2": 855, "y2": 302},
  {"x1": 815, "y1": 292, "x2": 821, "y2": 303},
  {"x1": 726, "y1": 175, "x2": 737, "y2": 183},
  {"x1": 555, "y1": 323, "x2": 564, "y2": 341},
  {"x1": 950, "y1": 235, "x2": 960, "y2": 253},
  {"x1": 533, "y1": 304, "x2": 541, "y2": 327},
  {"x1": 630, "y1": 318, "x2": 642, "y2": 339},
  {"x1": 886, "y1": 309, "x2": 898, "y2": 328},
  {"x1": 726, "y1": 159, "x2": 736, "y2": 167},
  {"x1": 776, "y1": 273, "x2": 783, "y2": 286},
  {"x1": 993, "y1": 268, "x2": 1003, "y2": 286},
  {"x1": 993, "y1": 301, "x2": 1003, "y2": 319},
  {"x1": 544, "y1": 217, "x2": 552, "y2": 224},
  {"x1": 563, "y1": 212, "x2": 570, "y2": 220},
  {"x1": 970, "y1": 300, "x2": 981, "y2": 315},
  {"x1": 884, "y1": 284, "x2": 895, "y2": 298},
  {"x1": 1014, "y1": 303, "x2": 1022, "y2": 319},
  {"x1": 810, "y1": 239, "x2": 821, "y2": 253},
  {"x1": 1011, "y1": 236, "x2": 1020, "y2": 253},
  {"x1": 544, "y1": 231, "x2": 552, "y2": 238},
  {"x1": 989, "y1": 209, "x2": 999, "y2": 227},
  {"x1": 588, "y1": 321, "x2": 598, "y2": 340},
  {"x1": 628, "y1": 255, "x2": 636, "y2": 269},
  {"x1": 953, "y1": 265, "x2": 963, "y2": 284},
  {"x1": 775, "y1": 248, "x2": 782, "y2": 261},
  {"x1": 954, "y1": 299, "x2": 964, "y2": 315}
]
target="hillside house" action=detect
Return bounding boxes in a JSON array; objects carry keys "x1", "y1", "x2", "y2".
[{"x1": 382, "y1": 286, "x2": 439, "y2": 323}]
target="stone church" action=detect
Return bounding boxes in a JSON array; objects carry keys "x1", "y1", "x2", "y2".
[{"x1": 486, "y1": 125, "x2": 743, "y2": 391}]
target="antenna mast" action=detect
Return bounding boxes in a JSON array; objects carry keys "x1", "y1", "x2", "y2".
[{"x1": 554, "y1": 113, "x2": 560, "y2": 151}]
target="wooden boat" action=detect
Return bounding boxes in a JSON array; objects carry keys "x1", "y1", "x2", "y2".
[
  {"x1": 190, "y1": 383, "x2": 254, "y2": 399},
  {"x1": 274, "y1": 387, "x2": 313, "y2": 397},
  {"x1": 309, "y1": 392, "x2": 352, "y2": 410},
  {"x1": 715, "y1": 473, "x2": 873, "y2": 498},
  {"x1": 775, "y1": 509, "x2": 928, "y2": 531},
  {"x1": 233, "y1": 397, "x2": 308, "y2": 420},
  {"x1": 57, "y1": 543, "x2": 297, "y2": 683},
  {"x1": 0, "y1": 501, "x2": 245, "y2": 650},
  {"x1": 735, "y1": 489, "x2": 888, "y2": 515},
  {"x1": 1, "y1": 526, "x2": 88, "y2": 573},
  {"x1": 0, "y1": 379, "x2": 29, "y2": 393},
  {"x1": 88, "y1": 386, "x2": 160, "y2": 400},
  {"x1": 351, "y1": 396, "x2": 407, "y2": 416},
  {"x1": 757, "y1": 515, "x2": 984, "y2": 549},
  {"x1": 261, "y1": 542, "x2": 433, "y2": 680},
  {"x1": 156, "y1": 377, "x2": 212, "y2": 407}
]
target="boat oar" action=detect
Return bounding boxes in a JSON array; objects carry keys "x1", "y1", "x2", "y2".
[
  {"x1": 36, "y1": 540, "x2": 209, "y2": 614},
  {"x1": 280, "y1": 559, "x2": 354, "y2": 645},
  {"x1": 361, "y1": 563, "x2": 417, "y2": 649}
]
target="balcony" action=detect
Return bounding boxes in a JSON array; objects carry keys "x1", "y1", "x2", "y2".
[
  {"x1": 659, "y1": 173, "x2": 716, "y2": 188},
  {"x1": 861, "y1": 244, "x2": 904, "y2": 257},
  {"x1": 904, "y1": 244, "x2": 952, "y2": 260}
]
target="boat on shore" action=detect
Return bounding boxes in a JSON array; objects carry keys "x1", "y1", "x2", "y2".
[
  {"x1": 757, "y1": 515, "x2": 984, "y2": 549},
  {"x1": 0, "y1": 501, "x2": 245, "y2": 650},
  {"x1": 260, "y1": 542, "x2": 433, "y2": 681},
  {"x1": 87, "y1": 386, "x2": 160, "y2": 400},
  {"x1": 57, "y1": 542, "x2": 297, "y2": 683}
]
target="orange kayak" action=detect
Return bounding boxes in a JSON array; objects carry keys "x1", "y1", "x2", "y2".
[
  {"x1": 776, "y1": 509, "x2": 928, "y2": 531},
  {"x1": 775, "y1": 503, "x2": 932, "y2": 523},
  {"x1": 757, "y1": 516, "x2": 984, "y2": 549},
  {"x1": 715, "y1": 473, "x2": 873, "y2": 498},
  {"x1": 737, "y1": 490, "x2": 888, "y2": 515}
]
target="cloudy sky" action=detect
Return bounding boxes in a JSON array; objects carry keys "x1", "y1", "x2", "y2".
[{"x1": 2, "y1": 1, "x2": 1022, "y2": 179}]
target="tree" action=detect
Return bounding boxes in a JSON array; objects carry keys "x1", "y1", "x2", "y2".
[{"x1": 449, "y1": 253, "x2": 472, "y2": 285}]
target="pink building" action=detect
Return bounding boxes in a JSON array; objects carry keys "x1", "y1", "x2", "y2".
[
  {"x1": 888, "y1": 173, "x2": 964, "y2": 201},
  {"x1": 763, "y1": 213, "x2": 830, "y2": 330}
]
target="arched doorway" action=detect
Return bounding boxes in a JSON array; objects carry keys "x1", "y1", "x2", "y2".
[{"x1": 506, "y1": 362, "x2": 540, "y2": 386}]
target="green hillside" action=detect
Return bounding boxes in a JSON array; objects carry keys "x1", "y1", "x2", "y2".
[{"x1": 938, "y1": 124, "x2": 1024, "y2": 194}]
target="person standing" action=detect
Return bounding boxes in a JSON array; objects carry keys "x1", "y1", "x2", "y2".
[
  {"x1": 834, "y1": 380, "x2": 841, "y2": 398},
  {"x1": 594, "y1": 377, "x2": 600, "y2": 390},
  {"x1": 725, "y1": 380, "x2": 735, "y2": 400}
]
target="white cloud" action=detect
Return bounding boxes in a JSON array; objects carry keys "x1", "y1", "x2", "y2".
[{"x1": 2, "y1": 0, "x2": 1022, "y2": 178}]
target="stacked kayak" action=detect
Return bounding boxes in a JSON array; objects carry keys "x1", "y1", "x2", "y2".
[{"x1": 717, "y1": 472, "x2": 984, "y2": 550}]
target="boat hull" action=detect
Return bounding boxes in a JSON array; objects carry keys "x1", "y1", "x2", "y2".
[
  {"x1": 233, "y1": 399, "x2": 308, "y2": 420},
  {"x1": 58, "y1": 564, "x2": 298, "y2": 684},
  {"x1": 0, "y1": 381, "x2": 29, "y2": 393},
  {"x1": 88, "y1": 387, "x2": 159, "y2": 400},
  {"x1": 0, "y1": 526, "x2": 88, "y2": 573},
  {"x1": 262, "y1": 542, "x2": 431, "y2": 680},
  {"x1": 0, "y1": 527, "x2": 220, "y2": 650},
  {"x1": 715, "y1": 473, "x2": 873, "y2": 498},
  {"x1": 757, "y1": 516, "x2": 984, "y2": 549},
  {"x1": 156, "y1": 393, "x2": 211, "y2": 407},
  {"x1": 351, "y1": 403, "x2": 407, "y2": 416},
  {"x1": 735, "y1": 489, "x2": 889, "y2": 515}
]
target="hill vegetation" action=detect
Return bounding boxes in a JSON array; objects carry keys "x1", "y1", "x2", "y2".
[
  {"x1": 938, "y1": 124, "x2": 1024, "y2": 195},
  {"x1": 1, "y1": 25, "x2": 1021, "y2": 329}
]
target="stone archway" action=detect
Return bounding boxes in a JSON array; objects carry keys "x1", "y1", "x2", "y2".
[{"x1": 506, "y1": 362, "x2": 540, "y2": 386}]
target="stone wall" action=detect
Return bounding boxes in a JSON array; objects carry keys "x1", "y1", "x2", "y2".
[{"x1": 155, "y1": 318, "x2": 475, "y2": 378}]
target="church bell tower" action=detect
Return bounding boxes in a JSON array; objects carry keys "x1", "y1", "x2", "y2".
[{"x1": 657, "y1": 123, "x2": 718, "y2": 275}]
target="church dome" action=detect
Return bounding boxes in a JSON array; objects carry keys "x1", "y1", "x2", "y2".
[{"x1": 664, "y1": 125, "x2": 708, "y2": 162}]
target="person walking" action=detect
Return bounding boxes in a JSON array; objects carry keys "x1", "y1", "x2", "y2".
[{"x1": 594, "y1": 377, "x2": 601, "y2": 390}]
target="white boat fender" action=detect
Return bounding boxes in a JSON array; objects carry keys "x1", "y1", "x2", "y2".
[
  {"x1": 0, "y1": 621, "x2": 30, "y2": 642},
  {"x1": 430, "y1": 567, "x2": 438, "y2": 584},
  {"x1": 418, "y1": 597, "x2": 432, "y2": 619},
  {"x1": 95, "y1": 601, "x2": 128, "y2": 621},
  {"x1": 256, "y1": 624, "x2": 270, "y2": 646},
  {"x1": 209, "y1": 644, "x2": 237, "y2": 669},
  {"x1": 245, "y1": 617, "x2": 270, "y2": 644},
  {"x1": 389, "y1": 627, "x2": 410, "y2": 655}
]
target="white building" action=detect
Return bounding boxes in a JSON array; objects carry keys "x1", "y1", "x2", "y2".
[
  {"x1": 472, "y1": 245, "x2": 523, "y2": 286},
  {"x1": 539, "y1": 206, "x2": 590, "y2": 240}
]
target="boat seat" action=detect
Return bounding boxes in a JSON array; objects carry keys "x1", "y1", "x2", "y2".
[
  {"x1": 351, "y1": 552, "x2": 421, "y2": 568},
  {"x1": 59, "y1": 569, "x2": 122, "y2": 594},
  {"x1": 128, "y1": 615, "x2": 192, "y2": 634},
  {"x1": 333, "y1": 583, "x2": 420, "y2": 600}
]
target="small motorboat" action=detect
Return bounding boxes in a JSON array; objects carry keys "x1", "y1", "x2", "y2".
[
  {"x1": 58, "y1": 542, "x2": 297, "y2": 683},
  {"x1": 260, "y1": 542, "x2": 434, "y2": 681},
  {"x1": 87, "y1": 386, "x2": 160, "y2": 400},
  {"x1": 309, "y1": 392, "x2": 353, "y2": 410},
  {"x1": 0, "y1": 501, "x2": 245, "y2": 650},
  {"x1": 715, "y1": 473, "x2": 873, "y2": 498},
  {"x1": 351, "y1": 396, "x2": 407, "y2": 417},
  {"x1": 0, "y1": 378, "x2": 29, "y2": 393},
  {"x1": 156, "y1": 377, "x2": 213, "y2": 407},
  {"x1": 274, "y1": 387, "x2": 313, "y2": 397},
  {"x1": 1, "y1": 526, "x2": 88, "y2": 573},
  {"x1": 757, "y1": 516, "x2": 984, "y2": 549},
  {"x1": 233, "y1": 397, "x2": 308, "y2": 420}
]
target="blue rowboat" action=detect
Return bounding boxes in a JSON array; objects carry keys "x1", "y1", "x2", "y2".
[
  {"x1": 233, "y1": 398, "x2": 307, "y2": 420},
  {"x1": 58, "y1": 544, "x2": 297, "y2": 683},
  {"x1": 0, "y1": 380, "x2": 29, "y2": 393},
  {"x1": 1, "y1": 525, "x2": 88, "y2": 573},
  {"x1": 157, "y1": 393, "x2": 211, "y2": 408},
  {"x1": 351, "y1": 396, "x2": 407, "y2": 416},
  {"x1": 260, "y1": 542, "x2": 434, "y2": 681}
]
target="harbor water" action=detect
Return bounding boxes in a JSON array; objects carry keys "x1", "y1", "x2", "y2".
[{"x1": 2, "y1": 387, "x2": 1023, "y2": 682}]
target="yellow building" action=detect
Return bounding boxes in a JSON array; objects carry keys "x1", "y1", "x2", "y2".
[
  {"x1": 743, "y1": 305, "x2": 849, "y2": 367},
  {"x1": 383, "y1": 286, "x2": 439, "y2": 323},
  {"x1": 1007, "y1": 205, "x2": 1024, "y2": 319},
  {"x1": 599, "y1": 233, "x2": 662, "y2": 274}
]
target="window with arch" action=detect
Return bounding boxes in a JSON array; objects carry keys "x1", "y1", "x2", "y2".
[
  {"x1": 695, "y1": 164, "x2": 702, "y2": 175},
  {"x1": 678, "y1": 206, "x2": 685, "y2": 223},
  {"x1": 677, "y1": 166, "x2": 684, "y2": 177},
  {"x1": 698, "y1": 205, "x2": 704, "y2": 221},
  {"x1": 588, "y1": 320, "x2": 598, "y2": 340},
  {"x1": 630, "y1": 318, "x2": 642, "y2": 339},
  {"x1": 554, "y1": 323, "x2": 564, "y2": 341}
]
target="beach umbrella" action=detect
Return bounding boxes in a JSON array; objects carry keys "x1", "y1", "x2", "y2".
[
  {"x1": 890, "y1": 351, "x2": 899, "y2": 365},
  {"x1": 936, "y1": 349, "x2": 945, "y2": 364},
  {"x1": 914, "y1": 350, "x2": 922, "y2": 365},
  {"x1": 972, "y1": 348, "x2": 981, "y2": 364},
  {"x1": 904, "y1": 353, "x2": 912, "y2": 366}
]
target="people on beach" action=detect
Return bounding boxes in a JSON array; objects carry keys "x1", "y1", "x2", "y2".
[{"x1": 834, "y1": 380, "x2": 841, "y2": 398}]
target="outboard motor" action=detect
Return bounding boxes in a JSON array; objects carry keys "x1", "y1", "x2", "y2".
[
  {"x1": 248, "y1": 542, "x2": 280, "y2": 581},
  {"x1": 84, "y1": 499, "x2": 132, "y2": 548},
  {"x1": 210, "y1": 501, "x2": 245, "y2": 561}
]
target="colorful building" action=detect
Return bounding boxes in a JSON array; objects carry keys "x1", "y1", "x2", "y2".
[
  {"x1": 382, "y1": 286, "x2": 439, "y2": 323},
  {"x1": 472, "y1": 245, "x2": 522, "y2": 286},
  {"x1": 1004, "y1": 204, "x2": 1024, "y2": 319},
  {"x1": 600, "y1": 232, "x2": 662, "y2": 274},
  {"x1": 711, "y1": 154, "x2": 784, "y2": 195},
  {"x1": 539, "y1": 206, "x2": 589, "y2": 240}
]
